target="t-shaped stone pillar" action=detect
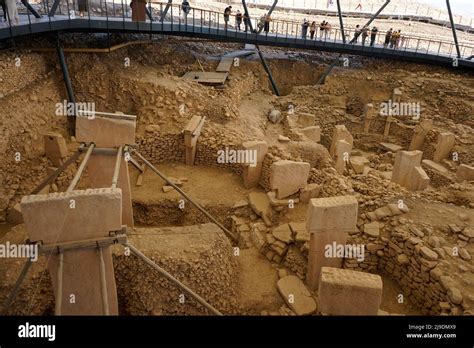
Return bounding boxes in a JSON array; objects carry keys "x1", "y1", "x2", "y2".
[
  {"x1": 21, "y1": 188, "x2": 123, "y2": 315},
  {"x1": 329, "y1": 125, "x2": 353, "y2": 158},
  {"x1": 408, "y1": 119, "x2": 433, "y2": 151},
  {"x1": 75, "y1": 113, "x2": 136, "y2": 228},
  {"x1": 306, "y1": 195, "x2": 358, "y2": 290},
  {"x1": 334, "y1": 140, "x2": 352, "y2": 175},
  {"x1": 241, "y1": 140, "x2": 268, "y2": 188},
  {"x1": 433, "y1": 132, "x2": 455, "y2": 163},
  {"x1": 363, "y1": 103, "x2": 376, "y2": 133},
  {"x1": 391, "y1": 150, "x2": 430, "y2": 191},
  {"x1": 184, "y1": 116, "x2": 205, "y2": 165}
]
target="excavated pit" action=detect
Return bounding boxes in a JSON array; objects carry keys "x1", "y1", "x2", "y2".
[{"x1": 0, "y1": 36, "x2": 473, "y2": 317}]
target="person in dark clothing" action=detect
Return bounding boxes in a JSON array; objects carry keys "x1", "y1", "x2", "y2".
[
  {"x1": 181, "y1": 1, "x2": 191, "y2": 20},
  {"x1": 370, "y1": 26, "x2": 378, "y2": 46},
  {"x1": 361, "y1": 26, "x2": 369, "y2": 45},
  {"x1": 301, "y1": 19, "x2": 309, "y2": 39},
  {"x1": 264, "y1": 14, "x2": 271, "y2": 33},
  {"x1": 235, "y1": 10, "x2": 243, "y2": 31},
  {"x1": 224, "y1": 6, "x2": 232, "y2": 30},
  {"x1": 243, "y1": 12, "x2": 251, "y2": 32},
  {"x1": 384, "y1": 28, "x2": 392, "y2": 48},
  {"x1": 0, "y1": 0, "x2": 6, "y2": 22},
  {"x1": 353, "y1": 24, "x2": 361, "y2": 43}
]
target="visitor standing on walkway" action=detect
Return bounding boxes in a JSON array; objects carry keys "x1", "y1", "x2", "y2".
[
  {"x1": 353, "y1": 25, "x2": 361, "y2": 43},
  {"x1": 319, "y1": 20, "x2": 326, "y2": 39},
  {"x1": 243, "y1": 11, "x2": 250, "y2": 32},
  {"x1": 1, "y1": 0, "x2": 7, "y2": 22},
  {"x1": 181, "y1": 1, "x2": 191, "y2": 21},
  {"x1": 4, "y1": 0, "x2": 19, "y2": 25},
  {"x1": 264, "y1": 13, "x2": 271, "y2": 33},
  {"x1": 301, "y1": 19, "x2": 309, "y2": 39},
  {"x1": 224, "y1": 6, "x2": 232, "y2": 30},
  {"x1": 370, "y1": 26, "x2": 378, "y2": 46},
  {"x1": 310, "y1": 21, "x2": 316, "y2": 39},
  {"x1": 361, "y1": 26, "x2": 369, "y2": 46},
  {"x1": 384, "y1": 28, "x2": 392, "y2": 48},
  {"x1": 235, "y1": 10, "x2": 242, "y2": 31},
  {"x1": 78, "y1": 0, "x2": 88, "y2": 18}
]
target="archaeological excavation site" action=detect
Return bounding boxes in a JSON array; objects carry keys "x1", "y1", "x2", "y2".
[{"x1": 0, "y1": 1, "x2": 473, "y2": 342}]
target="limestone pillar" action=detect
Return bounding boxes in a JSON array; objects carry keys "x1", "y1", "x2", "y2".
[
  {"x1": 329, "y1": 125, "x2": 353, "y2": 157},
  {"x1": 409, "y1": 119, "x2": 433, "y2": 151},
  {"x1": 241, "y1": 140, "x2": 268, "y2": 188},
  {"x1": 306, "y1": 195, "x2": 358, "y2": 290},
  {"x1": 334, "y1": 139, "x2": 352, "y2": 175},
  {"x1": 392, "y1": 88, "x2": 402, "y2": 103},
  {"x1": 391, "y1": 150, "x2": 430, "y2": 191},
  {"x1": 44, "y1": 132, "x2": 68, "y2": 167},
  {"x1": 184, "y1": 116, "x2": 205, "y2": 165},
  {"x1": 383, "y1": 115, "x2": 395, "y2": 141},
  {"x1": 363, "y1": 103, "x2": 376, "y2": 133},
  {"x1": 318, "y1": 267, "x2": 382, "y2": 315},
  {"x1": 270, "y1": 160, "x2": 310, "y2": 199},
  {"x1": 21, "y1": 188, "x2": 123, "y2": 315},
  {"x1": 433, "y1": 132, "x2": 455, "y2": 163}
]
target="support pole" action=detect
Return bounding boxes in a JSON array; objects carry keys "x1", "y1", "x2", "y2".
[
  {"x1": 318, "y1": 0, "x2": 391, "y2": 84},
  {"x1": 256, "y1": 0, "x2": 278, "y2": 34},
  {"x1": 126, "y1": 243, "x2": 223, "y2": 316},
  {"x1": 111, "y1": 146, "x2": 123, "y2": 189},
  {"x1": 56, "y1": 37, "x2": 77, "y2": 136},
  {"x1": 336, "y1": 0, "x2": 345, "y2": 43},
  {"x1": 49, "y1": 0, "x2": 61, "y2": 17},
  {"x1": 54, "y1": 251, "x2": 64, "y2": 316},
  {"x1": 161, "y1": 0, "x2": 173, "y2": 19},
  {"x1": 31, "y1": 147, "x2": 84, "y2": 194},
  {"x1": 242, "y1": 0, "x2": 281, "y2": 96},
  {"x1": 130, "y1": 149, "x2": 238, "y2": 242},
  {"x1": 21, "y1": 0, "x2": 42, "y2": 18},
  {"x1": 0, "y1": 258, "x2": 32, "y2": 315},
  {"x1": 446, "y1": 0, "x2": 461, "y2": 58},
  {"x1": 98, "y1": 246, "x2": 110, "y2": 315},
  {"x1": 67, "y1": 143, "x2": 95, "y2": 192}
]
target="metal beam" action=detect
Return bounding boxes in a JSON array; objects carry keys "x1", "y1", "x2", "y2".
[
  {"x1": 67, "y1": 143, "x2": 95, "y2": 192},
  {"x1": 0, "y1": 258, "x2": 33, "y2": 315},
  {"x1": 242, "y1": 0, "x2": 280, "y2": 96},
  {"x1": 48, "y1": 0, "x2": 61, "y2": 17},
  {"x1": 336, "y1": 0, "x2": 345, "y2": 43},
  {"x1": 257, "y1": 0, "x2": 278, "y2": 34},
  {"x1": 31, "y1": 147, "x2": 84, "y2": 195},
  {"x1": 146, "y1": 6, "x2": 153, "y2": 22},
  {"x1": 161, "y1": 0, "x2": 173, "y2": 19},
  {"x1": 21, "y1": 0, "x2": 41, "y2": 18},
  {"x1": 56, "y1": 37, "x2": 76, "y2": 135},
  {"x1": 446, "y1": 0, "x2": 461, "y2": 58}
]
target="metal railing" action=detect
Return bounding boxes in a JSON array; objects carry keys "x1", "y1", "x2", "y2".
[{"x1": 1, "y1": 1, "x2": 473, "y2": 59}]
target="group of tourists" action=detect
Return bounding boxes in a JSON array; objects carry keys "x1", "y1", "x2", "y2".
[
  {"x1": 352, "y1": 25, "x2": 379, "y2": 46},
  {"x1": 383, "y1": 28, "x2": 404, "y2": 49},
  {"x1": 301, "y1": 20, "x2": 333, "y2": 40},
  {"x1": 351, "y1": 25, "x2": 404, "y2": 48}
]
